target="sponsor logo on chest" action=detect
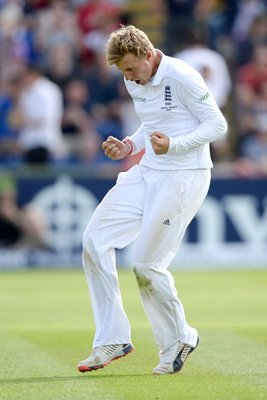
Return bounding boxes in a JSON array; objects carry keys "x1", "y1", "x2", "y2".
[{"x1": 132, "y1": 95, "x2": 146, "y2": 102}]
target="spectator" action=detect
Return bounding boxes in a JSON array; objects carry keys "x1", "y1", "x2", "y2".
[
  {"x1": 154, "y1": 0, "x2": 196, "y2": 55},
  {"x1": 239, "y1": 113, "x2": 267, "y2": 170},
  {"x1": 11, "y1": 63, "x2": 65, "y2": 164},
  {"x1": 35, "y1": 0, "x2": 81, "y2": 56},
  {"x1": 0, "y1": 76, "x2": 21, "y2": 164},
  {"x1": 0, "y1": 172, "x2": 48, "y2": 248},
  {"x1": 194, "y1": 0, "x2": 238, "y2": 50},
  {"x1": 76, "y1": 0, "x2": 123, "y2": 65},
  {"x1": 175, "y1": 27, "x2": 232, "y2": 110},
  {"x1": 231, "y1": 0, "x2": 266, "y2": 46},
  {"x1": 234, "y1": 13, "x2": 267, "y2": 67},
  {"x1": 0, "y1": 0, "x2": 266, "y2": 173},
  {"x1": 235, "y1": 43, "x2": 267, "y2": 133},
  {"x1": 175, "y1": 26, "x2": 232, "y2": 162},
  {"x1": 62, "y1": 78, "x2": 101, "y2": 162},
  {"x1": 0, "y1": 3, "x2": 38, "y2": 83},
  {"x1": 233, "y1": 114, "x2": 267, "y2": 178},
  {"x1": 23, "y1": 0, "x2": 49, "y2": 14},
  {"x1": 44, "y1": 41, "x2": 82, "y2": 93},
  {"x1": 233, "y1": 43, "x2": 267, "y2": 173},
  {"x1": 62, "y1": 78, "x2": 92, "y2": 135},
  {"x1": 82, "y1": 51, "x2": 122, "y2": 106},
  {"x1": 90, "y1": 102, "x2": 123, "y2": 146}
]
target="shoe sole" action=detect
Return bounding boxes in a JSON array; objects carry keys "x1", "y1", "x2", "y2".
[{"x1": 78, "y1": 345, "x2": 134, "y2": 373}]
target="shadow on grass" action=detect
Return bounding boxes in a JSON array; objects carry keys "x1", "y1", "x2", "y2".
[{"x1": 0, "y1": 373, "x2": 151, "y2": 385}]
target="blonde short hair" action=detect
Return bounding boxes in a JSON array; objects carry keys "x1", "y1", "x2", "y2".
[{"x1": 106, "y1": 25, "x2": 156, "y2": 65}]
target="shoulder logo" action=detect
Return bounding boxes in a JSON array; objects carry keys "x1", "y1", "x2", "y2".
[
  {"x1": 199, "y1": 92, "x2": 210, "y2": 102},
  {"x1": 162, "y1": 219, "x2": 170, "y2": 226}
]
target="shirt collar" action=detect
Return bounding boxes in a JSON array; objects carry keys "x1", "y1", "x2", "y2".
[{"x1": 149, "y1": 50, "x2": 168, "y2": 86}]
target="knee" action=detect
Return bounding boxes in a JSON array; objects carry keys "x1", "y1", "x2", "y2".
[
  {"x1": 82, "y1": 226, "x2": 93, "y2": 252},
  {"x1": 82, "y1": 228, "x2": 102, "y2": 274},
  {"x1": 133, "y1": 265, "x2": 154, "y2": 292},
  {"x1": 82, "y1": 225, "x2": 99, "y2": 262},
  {"x1": 82, "y1": 222, "x2": 113, "y2": 269}
]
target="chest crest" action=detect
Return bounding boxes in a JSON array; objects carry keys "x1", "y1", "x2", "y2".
[{"x1": 160, "y1": 85, "x2": 178, "y2": 112}]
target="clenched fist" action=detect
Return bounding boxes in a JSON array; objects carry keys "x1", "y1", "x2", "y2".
[
  {"x1": 102, "y1": 136, "x2": 131, "y2": 160},
  {"x1": 150, "y1": 131, "x2": 170, "y2": 155}
]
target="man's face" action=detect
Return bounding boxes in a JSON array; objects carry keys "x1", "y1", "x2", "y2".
[{"x1": 116, "y1": 51, "x2": 154, "y2": 86}]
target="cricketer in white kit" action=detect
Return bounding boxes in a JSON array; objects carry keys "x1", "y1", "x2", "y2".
[{"x1": 78, "y1": 25, "x2": 228, "y2": 375}]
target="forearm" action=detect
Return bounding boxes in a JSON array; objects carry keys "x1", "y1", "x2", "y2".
[
  {"x1": 125, "y1": 124, "x2": 146, "y2": 155},
  {"x1": 167, "y1": 115, "x2": 228, "y2": 155}
]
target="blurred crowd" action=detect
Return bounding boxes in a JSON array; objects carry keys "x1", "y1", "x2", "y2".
[{"x1": 0, "y1": 0, "x2": 267, "y2": 177}]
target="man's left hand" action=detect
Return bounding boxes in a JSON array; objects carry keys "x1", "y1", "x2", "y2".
[{"x1": 150, "y1": 131, "x2": 170, "y2": 155}]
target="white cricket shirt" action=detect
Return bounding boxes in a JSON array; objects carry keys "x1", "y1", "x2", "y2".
[
  {"x1": 18, "y1": 77, "x2": 63, "y2": 153},
  {"x1": 125, "y1": 53, "x2": 228, "y2": 170}
]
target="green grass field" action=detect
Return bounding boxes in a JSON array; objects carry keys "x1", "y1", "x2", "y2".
[{"x1": 0, "y1": 268, "x2": 266, "y2": 400}]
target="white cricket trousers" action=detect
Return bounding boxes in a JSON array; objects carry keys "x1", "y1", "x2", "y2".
[{"x1": 82, "y1": 165, "x2": 211, "y2": 363}]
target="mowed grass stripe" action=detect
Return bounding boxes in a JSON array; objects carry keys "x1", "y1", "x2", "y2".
[
  {"x1": 0, "y1": 268, "x2": 266, "y2": 400},
  {"x1": 0, "y1": 331, "x2": 71, "y2": 377},
  {"x1": 0, "y1": 331, "x2": 114, "y2": 400},
  {"x1": 1, "y1": 332, "x2": 265, "y2": 400},
  {"x1": 1, "y1": 329, "x2": 265, "y2": 400}
]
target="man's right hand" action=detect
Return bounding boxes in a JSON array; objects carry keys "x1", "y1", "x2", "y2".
[{"x1": 102, "y1": 136, "x2": 131, "y2": 160}]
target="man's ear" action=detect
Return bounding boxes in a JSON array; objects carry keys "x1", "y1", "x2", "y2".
[{"x1": 146, "y1": 50, "x2": 153, "y2": 60}]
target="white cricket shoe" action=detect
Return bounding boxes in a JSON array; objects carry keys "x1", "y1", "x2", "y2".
[
  {"x1": 153, "y1": 337, "x2": 199, "y2": 375},
  {"x1": 77, "y1": 343, "x2": 134, "y2": 372}
]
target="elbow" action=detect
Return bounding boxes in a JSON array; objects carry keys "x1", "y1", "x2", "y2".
[{"x1": 217, "y1": 115, "x2": 228, "y2": 138}]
